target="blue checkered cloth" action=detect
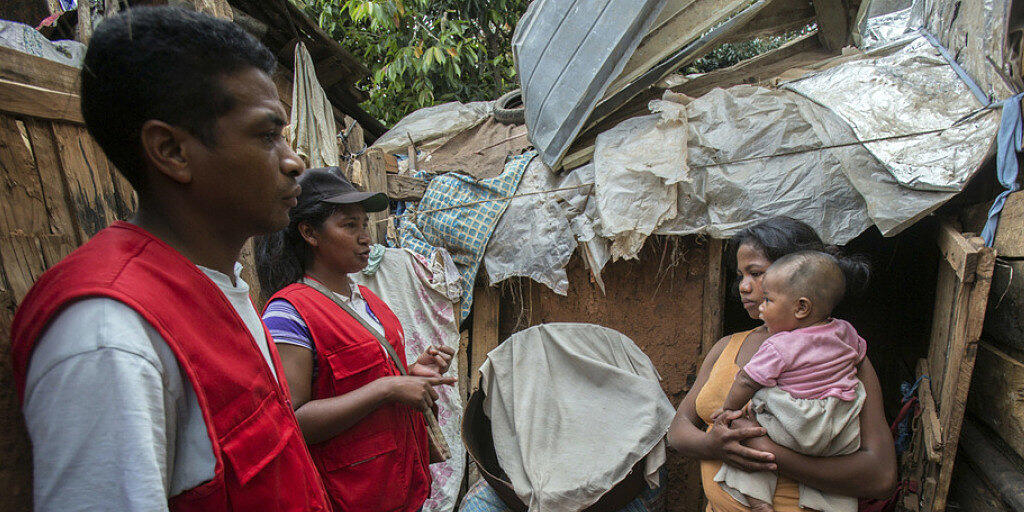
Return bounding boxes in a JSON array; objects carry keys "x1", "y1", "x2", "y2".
[{"x1": 399, "y1": 151, "x2": 535, "y2": 321}]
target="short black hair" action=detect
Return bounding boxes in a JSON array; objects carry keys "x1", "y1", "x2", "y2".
[
  {"x1": 768, "y1": 251, "x2": 847, "y2": 315},
  {"x1": 81, "y1": 6, "x2": 276, "y2": 189},
  {"x1": 730, "y1": 216, "x2": 871, "y2": 301}
]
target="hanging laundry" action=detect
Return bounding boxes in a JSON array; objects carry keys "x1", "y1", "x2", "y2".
[{"x1": 352, "y1": 247, "x2": 464, "y2": 512}]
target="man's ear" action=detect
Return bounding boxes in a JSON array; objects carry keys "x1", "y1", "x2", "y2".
[
  {"x1": 298, "y1": 222, "x2": 319, "y2": 248},
  {"x1": 139, "y1": 120, "x2": 194, "y2": 184},
  {"x1": 794, "y1": 297, "x2": 813, "y2": 319}
]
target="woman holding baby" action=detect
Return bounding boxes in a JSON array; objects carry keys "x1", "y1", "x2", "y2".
[{"x1": 668, "y1": 217, "x2": 897, "y2": 511}]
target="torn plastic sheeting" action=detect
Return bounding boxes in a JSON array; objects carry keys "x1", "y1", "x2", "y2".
[
  {"x1": 372, "y1": 100, "x2": 494, "y2": 154},
  {"x1": 785, "y1": 35, "x2": 1000, "y2": 192},
  {"x1": 669, "y1": 86, "x2": 875, "y2": 243},
  {"x1": 290, "y1": 42, "x2": 339, "y2": 168},
  {"x1": 853, "y1": 1, "x2": 915, "y2": 49},
  {"x1": 483, "y1": 158, "x2": 576, "y2": 295},
  {"x1": 0, "y1": 20, "x2": 84, "y2": 67},
  {"x1": 593, "y1": 96, "x2": 690, "y2": 260}
]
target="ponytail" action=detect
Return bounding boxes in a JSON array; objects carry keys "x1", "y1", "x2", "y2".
[
  {"x1": 731, "y1": 216, "x2": 871, "y2": 302},
  {"x1": 254, "y1": 201, "x2": 340, "y2": 302},
  {"x1": 827, "y1": 246, "x2": 871, "y2": 299}
]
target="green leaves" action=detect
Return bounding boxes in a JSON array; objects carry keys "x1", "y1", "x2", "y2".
[{"x1": 297, "y1": 0, "x2": 528, "y2": 126}]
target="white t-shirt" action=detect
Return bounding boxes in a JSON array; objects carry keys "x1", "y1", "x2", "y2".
[{"x1": 22, "y1": 262, "x2": 274, "y2": 512}]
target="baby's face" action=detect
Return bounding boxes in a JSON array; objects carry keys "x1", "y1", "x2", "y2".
[{"x1": 758, "y1": 271, "x2": 802, "y2": 335}]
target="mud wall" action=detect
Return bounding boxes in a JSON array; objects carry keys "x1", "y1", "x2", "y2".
[{"x1": 497, "y1": 236, "x2": 711, "y2": 511}]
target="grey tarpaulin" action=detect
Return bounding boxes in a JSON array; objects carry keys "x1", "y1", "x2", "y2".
[
  {"x1": 479, "y1": 323, "x2": 673, "y2": 512},
  {"x1": 593, "y1": 92, "x2": 691, "y2": 260},
  {"x1": 785, "y1": 35, "x2": 999, "y2": 192},
  {"x1": 0, "y1": 21, "x2": 84, "y2": 66},
  {"x1": 513, "y1": 0, "x2": 667, "y2": 168},
  {"x1": 483, "y1": 158, "x2": 576, "y2": 295},
  {"x1": 481, "y1": 161, "x2": 611, "y2": 295},
  {"x1": 372, "y1": 101, "x2": 494, "y2": 154}
]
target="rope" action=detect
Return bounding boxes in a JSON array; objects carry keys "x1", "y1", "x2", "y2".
[{"x1": 373, "y1": 112, "x2": 992, "y2": 226}]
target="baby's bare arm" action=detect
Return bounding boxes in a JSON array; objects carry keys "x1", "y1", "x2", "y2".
[{"x1": 721, "y1": 369, "x2": 763, "y2": 412}]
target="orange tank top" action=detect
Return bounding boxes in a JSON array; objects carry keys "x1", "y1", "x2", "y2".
[{"x1": 694, "y1": 330, "x2": 801, "y2": 512}]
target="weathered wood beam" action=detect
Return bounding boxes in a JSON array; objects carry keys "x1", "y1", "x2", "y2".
[
  {"x1": 811, "y1": 0, "x2": 850, "y2": 52},
  {"x1": 0, "y1": 78, "x2": 83, "y2": 124},
  {"x1": 960, "y1": 420, "x2": 1024, "y2": 512}
]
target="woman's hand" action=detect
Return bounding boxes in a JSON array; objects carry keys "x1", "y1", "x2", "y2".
[
  {"x1": 410, "y1": 345, "x2": 456, "y2": 377},
  {"x1": 707, "y1": 409, "x2": 777, "y2": 472},
  {"x1": 380, "y1": 375, "x2": 456, "y2": 410}
]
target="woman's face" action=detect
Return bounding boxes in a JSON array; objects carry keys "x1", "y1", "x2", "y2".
[
  {"x1": 736, "y1": 242, "x2": 773, "y2": 320},
  {"x1": 303, "y1": 204, "x2": 372, "y2": 275}
]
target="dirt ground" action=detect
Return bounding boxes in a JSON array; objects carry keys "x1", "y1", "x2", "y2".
[{"x1": 497, "y1": 236, "x2": 711, "y2": 511}]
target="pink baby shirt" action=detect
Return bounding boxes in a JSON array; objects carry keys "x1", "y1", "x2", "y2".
[{"x1": 743, "y1": 319, "x2": 866, "y2": 401}]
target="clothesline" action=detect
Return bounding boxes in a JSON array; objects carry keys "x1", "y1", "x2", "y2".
[{"x1": 371, "y1": 115, "x2": 986, "y2": 226}]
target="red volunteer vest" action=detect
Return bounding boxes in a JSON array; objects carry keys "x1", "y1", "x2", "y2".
[
  {"x1": 271, "y1": 282, "x2": 431, "y2": 512},
  {"x1": 10, "y1": 222, "x2": 331, "y2": 512}
]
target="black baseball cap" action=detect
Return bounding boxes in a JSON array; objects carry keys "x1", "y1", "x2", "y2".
[{"x1": 296, "y1": 167, "x2": 389, "y2": 212}]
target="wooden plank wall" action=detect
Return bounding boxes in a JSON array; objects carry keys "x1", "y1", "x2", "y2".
[
  {"x1": 950, "y1": 193, "x2": 1024, "y2": 510},
  {"x1": 0, "y1": 116, "x2": 135, "y2": 511}
]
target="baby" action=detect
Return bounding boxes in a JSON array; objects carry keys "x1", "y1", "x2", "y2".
[{"x1": 713, "y1": 251, "x2": 866, "y2": 512}]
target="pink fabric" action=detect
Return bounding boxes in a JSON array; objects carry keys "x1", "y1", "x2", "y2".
[{"x1": 743, "y1": 319, "x2": 866, "y2": 400}]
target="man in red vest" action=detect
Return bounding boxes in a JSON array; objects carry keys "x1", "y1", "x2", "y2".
[{"x1": 10, "y1": 7, "x2": 331, "y2": 511}]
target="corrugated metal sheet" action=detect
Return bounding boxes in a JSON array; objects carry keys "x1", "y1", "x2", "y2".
[{"x1": 512, "y1": 0, "x2": 667, "y2": 168}]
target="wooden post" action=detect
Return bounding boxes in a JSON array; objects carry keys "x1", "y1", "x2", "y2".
[
  {"x1": 470, "y1": 283, "x2": 500, "y2": 392},
  {"x1": 359, "y1": 148, "x2": 390, "y2": 244},
  {"x1": 701, "y1": 238, "x2": 725, "y2": 355},
  {"x1": 457, "y1": 330, "x2": 470, "y2": 405},
  {"x1": 811, "y1": 0, "x2": 850, "y2": 52}
]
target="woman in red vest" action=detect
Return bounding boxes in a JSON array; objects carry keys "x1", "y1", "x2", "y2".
[{"x1": 256, "y1": 168, "x2": 456, "y2": 512}]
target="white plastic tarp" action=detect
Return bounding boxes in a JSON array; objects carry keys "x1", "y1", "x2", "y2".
[
  {"x1": 479, "y1": 323, "x2": 674, "y2": 512},
  {"x1": 371, "y1": 101, "x2": 494, "y2": 154},
  {"x1": 785, "y1": 35, "x2": 999, "y2": 192},
  {"x1": 483, "y1": 158, "x2": 576, "y2": 295}
]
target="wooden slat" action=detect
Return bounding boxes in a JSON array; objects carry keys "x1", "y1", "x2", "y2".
[
  {"x1": 811, "y1": 0, "x2": 850, "y2": 52},
  {"x1": 604, "y1": 0, "x2": 751, "y2": 99},
  {"x1": 469, "y1": 283, "x2": 500, "y2": 392},
  {"x1": 360, "y1": 148, "x2": 389, "y2": 244},
  {"x1": 0, "y1": 78, "x2": 83, "y2": 124},
  {"x1": 458, "y1": 329, "x2": 470, "y2": 404},
  {"x1": 23, "y1": 119, "x2": 79, "y2": 266},
  {"x1": 0, "y1": 115, "x2": 51, "y2": 302},
  {"x1": 931, "y1": 232, "x2": 996, "y2": 512},
  {"x1": 926, "y1": 261, "x2": 956, "y2": 400},
  {"x1": 52, "y1": 123, "x2": 119, "y2": 239},
  {"x1": 958, "y1": 420, "x2": 1024, "y2": 512},
  {"x1": 0, "y1": 278, "x2": 32, "y2": 512},
  {"x1": 85, "y1": 137, "x2": 135, "y2": 219},
  {"x1": 968, "y1": 341, "x2": 1024, "y2": 462},
  {"x1": 918, "y1": 360, "x2": 943, "y2": 463},
  {"x1": 938, "y1": 221, "x2": 979, "y2": 283},
  {"x1": 0, "y1": 45, "x2": 81, "y2": 94},
  {"x1": 994, "y1": 191, "x2": 1024, "y2": 258},
  {"x1": 238, "y1": 238, "x2": 262, "y2": 307},
  {"x1": 700, "y1": 238, "x2": 724, "y2": 355}
]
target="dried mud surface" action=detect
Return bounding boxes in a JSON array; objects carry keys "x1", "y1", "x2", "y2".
[{"x1": 498, "y1": 237, "x2": 710, "y2": 511}]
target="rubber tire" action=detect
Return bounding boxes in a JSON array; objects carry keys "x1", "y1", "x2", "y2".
[{"x1": 493, "y1": 89, "x2": 525, "y2": 125}]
